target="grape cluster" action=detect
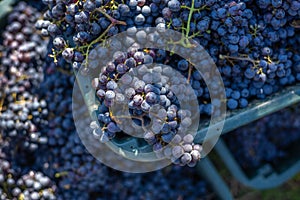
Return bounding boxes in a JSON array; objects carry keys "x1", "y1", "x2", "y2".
[
  {"x1": 0, "y1": 157, "x2": 18, "y2": 200},
  {"x1": 0, "y1": 2, "x2": 50, "y2": 165},
  {"x1": 0, "y1": 84, "x2": 49, "y2": 151},
  {"x1": 36, "y1": 0, "x2": 202, "y2": 70},
  {"x1": 0, "y1": 146, "x2": 57, "y2": 200},
  {"x1": 87, "y1": 46, "x2": 202, "y2": 166},
  {"x1": 35, "y1": 60, "x2": 109, "y2": 199},
  {"x1": 12, "y1": 171, "x2": 57, "y2": 200},
  {"x1": 1, "y1": 2, "x2": 48, "y2": 75},
  {"x1": 224, "y1": 104, "x2": 300, "y2": 169}
]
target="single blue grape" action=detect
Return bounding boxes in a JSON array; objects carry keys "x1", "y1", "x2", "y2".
[
  {"x1": 239, "y1": 98, "x2": 248, "y2": 108},
  {"x1": 105, "y1": 90, "x2": 116, "y2": 100},
  {"x1": 133, "y1": 94, "x2": 143, "y2": 105},
  {"x1": 168, "y1": 0, "x2": 181, "y2": 12},
  {"x1": 146, "y1": 92, "x2": 158, "y2": 104},
  {"x1": 177, "y1": 59, "x2": 189, "y2": 71},
  {"x1": 227, "y1": 98, "x2": 238, "y2": 110}
]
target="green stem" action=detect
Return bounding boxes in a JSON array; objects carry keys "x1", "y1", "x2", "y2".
[
  {"x1": 170, "y1": 1, "x2": 207, "y2": 48},
  {"x1": 186, "y1": 0, "x2": 195, "y2": 38},
  {"x1": 55, "y1": 171, "x2": 69, "y2": 178},
  {"x1": 77, "y1": 8, "x2": 127, "y2": 67},
  {"x1": 219, "y1": 54, "x2": 257, "y2": 65},
  {"x1": 187, "y1": 63, "x2": 193, "y2": 84}
]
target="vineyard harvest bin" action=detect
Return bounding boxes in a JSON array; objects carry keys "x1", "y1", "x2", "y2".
[
  {"x1": 215, "y1": 138, "x2": 300, "y2": 189},
  {"x1": 71, "y1": 0, "x2": 300, "y2": 195},
  {"x1": 0, "y1": 1, "x2": 233, "y2": 199},
  {"x1": 212, "y1": 85, "x2": 300, "y2": 189},
  {"x1": 3, "y1": 0, "x2": 299, "y2": 197}
]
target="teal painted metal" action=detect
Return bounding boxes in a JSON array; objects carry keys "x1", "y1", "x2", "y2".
[
  {"x1": 197, "y1": 158, "x2": 234, "y2": 200},
  {"x1": 212, "y1": 85, "x2": 300, "y2": 189},
  {"x1": 0, "y1": 0, "x2": 15, "y2": 20},
  {"x1": 215, "y1": 138, "x2": 300, "y2": 189}
]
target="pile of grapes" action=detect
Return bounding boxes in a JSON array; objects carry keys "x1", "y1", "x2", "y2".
[
  {"x1": 0, "y1": 1, "x2": 213, "y2": 199},
  {"x1": 35, "y1": 0, "x2": 300, "y2": 167},
  {"x1": 37, "y1": 0, "x2": 300, "y2": 110},
  {"x1": 0, "y1": 0, "x2": 299, "y2": 199}
]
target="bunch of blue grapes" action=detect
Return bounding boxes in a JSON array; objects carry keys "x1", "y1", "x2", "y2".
[
  {"x1": 189, "y1": 0, "x2": 296, "y2": 110},
  {"x1": 1, "y1": 2, "x2": 48, "y2": 75},
  {"x1": 32, "y1": 0, "x2": 300, "y2": 172},
  {"x1": 0, "y1": 153, "x2": 18, "y2": 199},
  {"x1": 21, "y1": 56, "x2": 113, "y2": 199},
  {"x1": 180, "y1": 0, "x2": 299, "y2": 110},
  {"x1": 0, "y1": 2, "x2": 50, "y2": 167},
  {"x1": 0, "y1": 4, "x2": 59, "y2": 199},
  {"x1": 0, "y1": 148, "x2": 57, "y2": 200},
  {"x1": 224, "y1": 104, "x2": 300, "y2": 169},
  {"x1": 89, "y1": 47, "x2": 202, "y2": 167},
  {"x1": 205, "y1": 0, "x2": 299, "y2": 110},
  {"x1": 12, "y1": 171, "x2": 57, "y2": 200},
  {"x1": 35, "y1": 0, "x2": 185, "y2": 70}
]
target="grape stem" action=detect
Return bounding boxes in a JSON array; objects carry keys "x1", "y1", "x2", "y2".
[
  {"x1": 110, "y1": 113, "x2": 148, "y2": 132},
  {"x1": 78, "y1": 8, "x2": 127, "y2": 67},
  {"x1": 103, "y1": 0, "x2": 119, "y2": 10},
  {"x1": 49, "y1": 48, "x2": 63, "y2": 64},
  {"x1": 55, "y1": 171, "x2": 69, "y2": 178},
  {"x1": 219, "y1": 54, "x2": 258, "y2": 67},
  {"x1": 12, "y1": 92, "x2": 32, "y2": 105},
  {"x1": 290, "y1": 20, "x2": 300, "y2": 28},
  {"x1": 57, "y1": 67, "x2": 73, "y2": 76},
  {"x1": 219, "y1": 54, "x2": 274, "y2": 75},
  {"x1": 2, "y1": 182, "x2": 11, "y2": 199},
  {"x1": 186, "y1": 63, "x2": 193, "y2": 84},
  {"x1": 249, "y1": 24, "x2": 260, "y2": 37},
  {"x1": 109, "y1": 108, "x2": 168, "y2": 133},
  {"x1": 15, "y1": 74, "x2": 31, "y2": 82},
  {"x1": 168, "y1": 1, "x2": 206, "y2": 49},
  {"x1": 0, "y1": 91, "x2": 5, "y2": 115}
]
